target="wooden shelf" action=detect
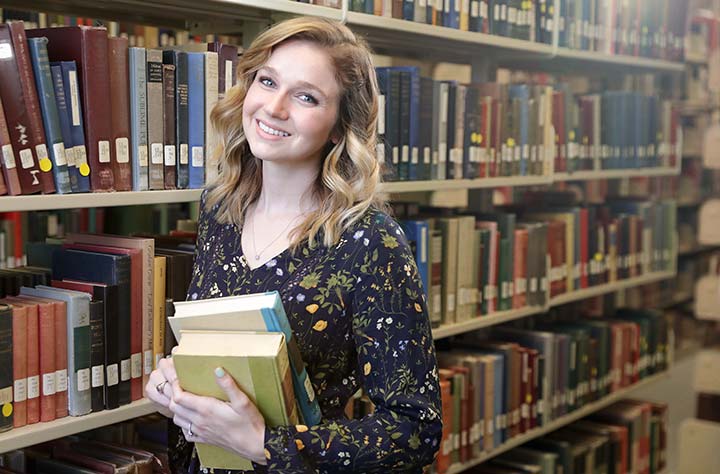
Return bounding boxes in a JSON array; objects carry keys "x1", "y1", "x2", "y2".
[
  {"x1": 432, "y1": 270, "x2": 676, "y2": 340},
  {"x1": 0, "y1": 399, "x2": 156, "y2": 454},
  {"x1": 380, "y1": 175, "x2": 553, "y2": 193},
  {"x1": 0, "y1": 189, "x2": 204, "y2": 212},
  {"x1": 553, "y1": 166, "x2": 680, "y2": 181},
  {"x1": 446, "y1": 371, "x2": 669, "y2": 473}
]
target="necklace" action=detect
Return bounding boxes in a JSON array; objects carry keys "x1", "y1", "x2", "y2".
[{"x1": 249, "y1": 209, "x2": 301, "y2": 261}]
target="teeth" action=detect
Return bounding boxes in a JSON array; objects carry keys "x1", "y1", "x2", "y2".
[{"x1": 259, "y1": 121, "x2": 290, "y2": 137}]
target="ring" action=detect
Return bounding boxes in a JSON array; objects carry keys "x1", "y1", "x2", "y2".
[
  {"x1": 188, "y1": 422, "x2": 194, "y2": 438},
  {"x1": 155, "y1": 380, "x2": 168, "y2": 394}
]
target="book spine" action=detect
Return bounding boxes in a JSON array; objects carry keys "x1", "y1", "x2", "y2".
[
  {"x1": 129, "y1": 47, "x2": 149, "y2": 191},
  {"x1": 146, "y1": 49, "x2": 165, "y2": 190},
  {"x1": 89, "y1": 299, "x2": 105, "y2": 411},
  {"x1": 11, "y1": 305, "x2": 27, "y2": 427},
  {"x1": 26, "y1": 303, "x2": 40, "y2": 423},
  {"x1": 54, "y1": 301, "x2": 68, "y2": 418},
  {"x1": 107, "y1": 36, "x2": 133, "y2": 191},
  {"x1": 0, "y1": 305, "x2": 12, "y2": 431},
  {"x1": 162, "y1": 64, "x2": 177, "y2": 190},
  {"x1": 204, "y1": 52, "x2": 219, "y2": 184},
  {"x1": 38, "y1": 302, "x2": 56, "y2": 422},
  {"x1": 27, "y1": 37, "x2": 72, "y2": 194},
  {"x1": 187, "y1": 52, "x2": 205, "y2": 189},
  {"x1": 60, "y1": 61, "x2": 91, "y2": 192},
  {"x1": 50, "y1": 64, "x2": 81, "y2": 193},
  {"x1": 0, "y1": 94, "x2": 21, "y2": 195},
  {"x1": 175, "y1": 52, "x2": 189, "y2": 189},
  {"x1": 153, "y1": 256, "x2": 166, "y2": 368},
  {"x1": 8, "y1": 22, "x2": 55, "y2": 194}
]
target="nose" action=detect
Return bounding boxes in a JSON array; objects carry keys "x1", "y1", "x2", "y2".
[{"x1": 263, "y1": 91, "x2": 289, "y2": 120}]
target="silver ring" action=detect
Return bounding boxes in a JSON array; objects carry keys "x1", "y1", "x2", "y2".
[
  {"x1": 188, "y1": 422, "x2": 194, "y2": 438},
  {"x1": 155, "y1": 380, "x2": 168, "y2": 394}
]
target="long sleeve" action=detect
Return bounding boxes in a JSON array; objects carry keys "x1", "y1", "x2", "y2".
[{"x1": 259, "y1": 214, "x2": 442, "y2": 474}]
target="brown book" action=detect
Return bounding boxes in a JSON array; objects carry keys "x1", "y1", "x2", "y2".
[
  {"x1": 207, "y1": 42, "x2": 239, "y2": 100},
  {"x1": 0, "y1": 25, "x2": 44, "y2": 195},
  {"x1": 8, "y1": 22, "x2": 55, "y2": 194},
  {"x1": 27, "y1": 26, "x2": 115, "y2": 191},
  {"x1": 162, "y1": 64, "x2": 177, "y2": 189},
  {"x1": 450, "y1": 366, "x2": 472, "y2": 463},
  {"x1": 146, "y1": 49, "x2": 164, "y2": 190},
  {"x1": 437, "y1": 374, "x2": 453, "y2": 474},
  {"x1": 0, "y1": 96, "x2": 18, "y2": 195},
  {"x1": 108, "y1": 36, "x2": 132, "y2": 191}
]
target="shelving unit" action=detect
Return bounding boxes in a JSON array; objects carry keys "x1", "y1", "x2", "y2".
[
  {"x1": 0, "y1": 400, "x2": 156, "y2": 454},
  {"x1": 445, "y1": 372, "x2": 670, "y2": 474},
  {"x1": 433, "y1": 270, "x2": 676, "y2": 339}
]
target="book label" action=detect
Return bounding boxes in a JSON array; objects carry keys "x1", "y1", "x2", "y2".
[
  {"x1": 225, "y1": 60, "x2": 233, "y2": 94},
  {"x1": 121, "y1": 359, "x2": 131, "y2": 381},
  {"x1": 145, "y1": 350, "x2": 153, "y2": 375},
  {"x1": 106, "y1": 364, "x2": 119, "y2": 386},
  {"x1": 131, "y1": 353, "x2": 142, "y2": 379},
  {"x1": 19, "y1": 148, "x2": 34, "y2": 169},
  {"x1": 377, "y1": 95, "x2": 385, "y2": 135},
  {"x1": 27, "y1": 375, "x2": 40, "y2": 399},
  {"x1": 304, "y1": 375, "x2": 316, "y2": 402},
  {"x1": 423, "y1": 147, "x2": 431, "y2": 164},
  {"x1": 116, "y1": 137, "x2": 130, "y2": 163},
  {"x1": 138, "y1": 145, "x2": 149, "y2": 167},
  {"x1": 164, "y1": 145, "x2": 176, "y2": 166},
  {"x1": 1, "y1": 144, "x2": 16, "y2": 169},
  {"x1": 0, "y1": 386, "x2": 10, "y2": 405},
  {"x1": 99, "y1": 141, "x2": 111, "y2": 163},
  {"x1": 55, "y1": 369, "x2": 67, "y2": 392},
  {"x1": 75, "y1": 145, "x2": 88, "y2": 166},
  {"x1": 402, "y1": 145, "x2": 409, "y2": 164},
  {"x1": 180, "y1": 144, "x2": 189, "y2": 165},
  {"x1": 192, "y1": 146, "x2": 203, "y2": 167},
  {"x1": 53, "y1": 143, "x2": 68, "y2": 166},
  {"x1": 77, "y1": 368, "x2": 91, "y2": 392},
  {"x1": 69, "y1": 70, "x2": 81, "y2": 125},
  {"x1": 13, "y1": 378, "x2": 27, "y2": 402},
  {"x1": 151, "y1": 143, "x2": 164, "y2": 164},
  {"x1": 92, "y1": 365, "x2": 104, "y2": 388},
  {"x1": 42, "y1": 372, "x2": 56, "y2": 396}
]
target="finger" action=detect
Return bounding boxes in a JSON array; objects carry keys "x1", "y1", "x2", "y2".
[
  {"x1": 157, "y1": 357, "x2": 179, "y2": 384},
  {"x1": 169, "y1": 395, "x2": 203, "y2": 422},
  {"x1": 214, "y1": 367, "x2": 251, "y2": 413},
  {"x1": 172, "y1": 412, "x2": 192, "y2": 431}
]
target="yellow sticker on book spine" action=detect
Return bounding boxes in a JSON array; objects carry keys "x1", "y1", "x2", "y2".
[
  {"x1": 2, "y1": 403, "x2": 12, "y2": 417},
  {"x1": 79, "y1": 163, "x2": 90, "y2": 176},
  {"x1": 39, "y1": 158, "x2": 53, "y2": 172}
]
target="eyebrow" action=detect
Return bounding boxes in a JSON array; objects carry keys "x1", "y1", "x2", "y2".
[{"x1": 259, "y1": 65, "x2": 329, "y2": 101}]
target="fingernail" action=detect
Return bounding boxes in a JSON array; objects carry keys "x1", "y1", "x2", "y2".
[{"x1": 215, "y1": 367, "x2": 225, "y2": 378}]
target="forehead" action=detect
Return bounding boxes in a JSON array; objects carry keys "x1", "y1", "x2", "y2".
[{"x1": 264, "y1": 40, "x2": 340, "y2": 96}]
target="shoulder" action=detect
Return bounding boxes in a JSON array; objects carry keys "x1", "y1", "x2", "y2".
[{"x1": 341, "y1": 207, "x2": 410, "y2": 258}]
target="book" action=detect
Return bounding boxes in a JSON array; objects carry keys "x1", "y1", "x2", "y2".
[
  {"x1": 171, "y1": 291, "x2": 321, "y2": 426},
  {"x1": 187, "y1": 52, "x2": 205, "y2": 189},
  {"x1": 129, "y1": 47, "x2": 149, "y2": 191},
  {"x1": 55, "y1": 61, "x2": 91, "y2": 192},
  {"x1": 0, "y1": 303, "x2": 12, "y2": 431},
  {"x1": 146, "y1": 49, "x2": 165, "y2": 190},
  {"x1": 0, "y1": 94, "x2": 18, "y2": 195},
  {"x1": 174, "y1": 330, "x2": 298, "y2": 470},
  {"x1": 107, "y1": 36, "x2": 132, "y2": 191}
]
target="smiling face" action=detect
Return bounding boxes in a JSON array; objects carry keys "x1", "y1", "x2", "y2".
[{"x1": 242, "y1": 39, "x2": 341, "y2": 170}]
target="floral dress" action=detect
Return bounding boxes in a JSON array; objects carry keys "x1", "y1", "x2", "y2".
[{"x1": 171, "y1": 192, "x2": 442, "y2": 474}]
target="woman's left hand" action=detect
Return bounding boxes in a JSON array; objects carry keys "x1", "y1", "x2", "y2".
[{"x1": 168, "y1": 367, "x2": 268, "y2": 465}]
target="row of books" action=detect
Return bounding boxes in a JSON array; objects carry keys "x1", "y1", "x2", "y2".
[
  {"x1": 432, "y1": 308, "x2": 669, "y2": 472},
  {"x1": 0, "y1": 9, "x2": 242, "y2": 48},
  {"x1": 351, "y1": 0, "x2": 687, "y2": 61},
  {"x1": 0, "y1": 21, "x2": 239, "y2": 195},
  {"x1": 397, "y1": 194, "x2": 676, "y2": 327},
  {"x1": 462, "y1": 399, "x2": 668, "y2": 474},
  {"x1": 0, "y1": 231, "x2": 196, "y2": 431},
  {"x1": 376, "y1": 68, "x2": 682, "y2": 182}
]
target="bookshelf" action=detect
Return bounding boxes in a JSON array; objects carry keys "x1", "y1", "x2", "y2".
[
  {"x1": 0, "y1": 400, "x2": 156, "y2": 454},
  {"x1": 433, "y1": 270, "x2": 677, "y2": 339},
  {"x1": 0, "y1": 189, "x2": 204, "y2": 212},
  {"x1": 445, "y1": 371, "x2": 670, "y2": 474}
]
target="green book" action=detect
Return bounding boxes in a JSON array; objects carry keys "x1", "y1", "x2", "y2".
[{"x1": 174, "y1": 331, "x2": 298, "y2": 471}]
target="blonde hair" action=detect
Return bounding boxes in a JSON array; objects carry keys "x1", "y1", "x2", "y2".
[{"x1": 205, "y1": 16, "x2": 387, "y2": 250}]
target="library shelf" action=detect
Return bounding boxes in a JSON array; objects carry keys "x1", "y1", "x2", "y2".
[
  {"x1": 432, "y1": 270, "x2": 676, "y2": 340},
  {"x1": 0, "y1": 399, "x2": 157, "y2": 454},
  {"x1": 553, "y1": 166, "x2": 681, "y2": 182},
  {"x1": 679, "y1": 244, "x2": 719, "y2": 257},
  {"x1": 0, "y1": 189, "x2": 204, "y2": 212},
  {"x1": 445, "y1": 371, "x2": 670, "y2": 474},
  {"x1": 380, "y1": 175, "x2": 553, "y2": 193},
  {"x1": 685, "y1": 52, "x2": 708, "y2": 64}
]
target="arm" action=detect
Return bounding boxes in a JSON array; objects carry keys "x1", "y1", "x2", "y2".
[{"x1": 259, "y1": 215, "x2": 443, "y2": 473}]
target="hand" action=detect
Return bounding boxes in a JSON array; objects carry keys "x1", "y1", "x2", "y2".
[
  {"x1": 144, "y1": 353, "x2": 178, "y2": 419},
  {"x1": 168, "y1": 367, "x2": 268, "y2": 465}
]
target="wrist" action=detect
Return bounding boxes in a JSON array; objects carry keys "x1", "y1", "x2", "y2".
[{"x1": 235, "y1": 420, "x2": 267, "y2": 465}]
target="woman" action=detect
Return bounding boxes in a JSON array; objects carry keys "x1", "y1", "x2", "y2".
[{"x1": 146, "y1": 16, "x2": 442, "y2": 473}]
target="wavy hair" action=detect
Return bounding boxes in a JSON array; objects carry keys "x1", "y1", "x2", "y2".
[{"x1": 205, "y1": 16, "x2": 387, "y2": 250}]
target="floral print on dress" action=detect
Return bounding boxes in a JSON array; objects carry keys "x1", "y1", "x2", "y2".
[{"x1": 171, "y1": 191, "x2": 442, "y2": 474}]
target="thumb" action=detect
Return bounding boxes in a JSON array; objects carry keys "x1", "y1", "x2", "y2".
[{"x1": 214, "y1": 367, "x2": 249, "y2": 410}]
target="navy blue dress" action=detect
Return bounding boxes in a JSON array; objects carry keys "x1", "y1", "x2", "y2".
[{"x1": 174, "y1": 192, "x2": 442, "y2": 473}]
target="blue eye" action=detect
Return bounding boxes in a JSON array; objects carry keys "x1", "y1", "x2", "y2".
[
  {"x1": 299, "y1": 93, "x2": 318, "y2": 105},
  {"x1": 259, "y1": 76, "x2": 275, "y2": 87}
]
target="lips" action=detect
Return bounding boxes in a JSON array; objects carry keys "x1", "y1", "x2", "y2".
[{"x1": 256, "y1": 119, "x2": 291, "y2": 137}]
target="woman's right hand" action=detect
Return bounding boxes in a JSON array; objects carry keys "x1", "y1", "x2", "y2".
[{"x1": 144, "y1": 352, "x2": 179, "y2": 418}]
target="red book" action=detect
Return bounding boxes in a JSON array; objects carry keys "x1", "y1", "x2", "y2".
[
  {"x1": 512, "y1": 228, "x2": 528, "y2": 309},
  {"x1": 0, "y1": 95, "x2": 14, "y2": 196},
  {"x1": 547, "y1": 220, "x2": 567, "y2": 297},
  {"x1": 10, "y1": 304, "x2": 27, "y2": 427},
  {"x1": 27, "y1": 26, "x2": 115, "y2": 191},
  {"x1": 579, "y1": 208, "x2": 589, "y2": 288},
  {"x1": 437, "y1": 374, "x2": 453, "y2": 474},
  {"x1": 107, "y1": 36, "x2": 132, "y2": 191},
  {"x1": 1, "y1": 298, "x2": 39, "y2": 423}
]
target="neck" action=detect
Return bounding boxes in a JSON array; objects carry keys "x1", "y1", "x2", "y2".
[{"x1": 255, "y1": 160, "x2": 320, "y2": 216}]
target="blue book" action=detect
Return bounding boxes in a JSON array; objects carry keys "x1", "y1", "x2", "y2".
[
  {"x1": 50, "y1": 64, "x2": 82, "y2": 192},
  {"x1": 20, "y1": 285, "x2": 92, "y2": 416},
  {"x1": 28, "y1": 38, "x2": 72, "y2": 194},
  {"x1": 400, "y1": 220, "x2": 429, "y2": 297},
  {"x1": 58, "y1": 61, "x2": 91, "y2": 192},
  {"x1": 171, "y1": 291, "x2": 322, "y2": 426},
  {"x1": 509, "y1": 84, "x2": 530, "y2": 176},
  {"x1": 187, "y1": 52, "x2": 205, "y2": 189},
  {"x1": 129, "y1": 47, "x2": 149, "y2": 191}
]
